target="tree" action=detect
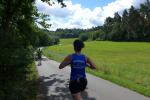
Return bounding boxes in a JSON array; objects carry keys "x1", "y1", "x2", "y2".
[
  {"x1": 114, "y1": 12, "x2": 121, "y2": 23},
  {"x1": 109, "y1": 22, "x2": 122, "y2": 41},
  {"x1": 140, "y1": 0, "x2": 150, "y2": 21},
  {"x1": 140, "y1": 0, "x2": 150, "y2": 41},
  {"x1": 0, "y1": 0, "x2": 64, "y2": 99},
  {"x1": 109, "y1": 12, "x2": 122, "y2": 41},
  {"x1": 103, "y1": 17, "x2": 114, "y2": 40},
  {"x1": 80, "y1": 1, "x2": 150, "y2": 42}
]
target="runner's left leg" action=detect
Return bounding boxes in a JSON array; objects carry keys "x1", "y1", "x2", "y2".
[{"x1": 72, "y1": 92, "x2": 82, "y2": 100}]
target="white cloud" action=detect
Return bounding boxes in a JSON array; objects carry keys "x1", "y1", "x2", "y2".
[{"x1": 36, "y1": 0, "x2": 146, "y2": 30}]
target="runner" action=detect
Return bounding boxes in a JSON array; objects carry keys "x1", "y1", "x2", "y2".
[
  {"x1": 59, "y1": 39, "x2": 96, "y2": 100},
  {"x1": 37, "y1": 48, "x2": 42, "y2": 66}
]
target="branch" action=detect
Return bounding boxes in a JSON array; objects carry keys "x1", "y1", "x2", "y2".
[{"x1": 41, "y1": 0, "x2": 66, "y2": 8}]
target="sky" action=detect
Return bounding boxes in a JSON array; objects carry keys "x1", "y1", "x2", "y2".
[
  {"x1": 36, "y1": 0, "x2": 146, "y2": 31},
  {"x1": 71, "y1": 0, "x2": 116, "y2": 9}
]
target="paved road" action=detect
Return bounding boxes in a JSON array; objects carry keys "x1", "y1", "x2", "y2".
[{"x1": 36, "y1": 57, "x2": 150, "y2": 100}]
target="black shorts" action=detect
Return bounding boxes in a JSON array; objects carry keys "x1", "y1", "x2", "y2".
[{"x1": 69, "y1": 78, "x2": 87, "y2": 94}]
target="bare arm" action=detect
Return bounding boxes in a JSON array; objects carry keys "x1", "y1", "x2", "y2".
[
  {"x1": 86, "y1": 57, "x2": 96, "y2": 69},
  {"x1": 59, "y1": 55, "x2": 72, "y2": 69}
]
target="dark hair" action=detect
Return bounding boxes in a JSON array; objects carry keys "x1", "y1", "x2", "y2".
[{"x1": 73, "y1": 39, "x2": 84, "y2": 52}]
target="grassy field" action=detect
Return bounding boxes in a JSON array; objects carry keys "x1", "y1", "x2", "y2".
[{"x1": 43, "y1": 38, "x2": 150, "y2": 97}]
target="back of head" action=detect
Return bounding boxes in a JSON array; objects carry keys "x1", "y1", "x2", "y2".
[{"x1": 73, "y1": 39, "x2": 84, "y2": 52}]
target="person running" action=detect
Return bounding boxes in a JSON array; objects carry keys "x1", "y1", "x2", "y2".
[
  {"x1": 37, "y1": 48, "x2": 42, "y2": 66},
  {"x1": 59, "y1": 39, "x2": 96, "y2": 100}
]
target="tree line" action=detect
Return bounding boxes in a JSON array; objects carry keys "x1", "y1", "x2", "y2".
[
  {"x1": 81, "y1": 1, "x2": 150, "y2": 41},
  {"x1": 55, "y1": 1, "x2": 150, "y2": 42},
  {"x1": 54, "y1": 28, "x2": 85, "y2": 38}
]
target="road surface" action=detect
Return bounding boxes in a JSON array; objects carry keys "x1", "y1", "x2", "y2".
[{"x1": 36, "y1": 57, "x2": 150, "y2": 100}]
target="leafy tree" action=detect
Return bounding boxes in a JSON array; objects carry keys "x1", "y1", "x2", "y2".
[
  {"x1": 109, "y1": 22, "x2": 122, "y2": 41},
  {"x1": 121, "y1": 9, "x2": 130, "y2": 41},
  {"x1": 78, "y1": 1, "x2": 150, "y2": 42},
  {"x1": 109, "y1": 12, "x2": 122, "y2": 41},
  {"x1": 0, "y1": 0, "x2": 63, "y2": 99},
  {"x1": 103, "y1": 17, "x2": 114, "y2": 40},
  {"x1": 114, "y1": 12, "x2": 121, "y2": 23},
  {"x1": 140, "y1": 0, "x2": 150, "y2": 41}
]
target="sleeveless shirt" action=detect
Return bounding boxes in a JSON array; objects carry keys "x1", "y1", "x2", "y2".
[{"x1": 70, "y1": 53, "x2": 87, "y2": 80}]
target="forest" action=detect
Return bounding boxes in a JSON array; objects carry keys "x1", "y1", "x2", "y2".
[{"x1": 54, "y1": 1, "x2": 150, "y2": 42}]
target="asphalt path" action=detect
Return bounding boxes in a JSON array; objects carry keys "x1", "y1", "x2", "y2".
[{"x1": 36, "y1": 57, "x2": 150, "y2": 100}]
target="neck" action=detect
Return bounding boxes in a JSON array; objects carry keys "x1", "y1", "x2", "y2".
[{"x1": 75, "y1": 51, "x2": 81, "y2": 54}]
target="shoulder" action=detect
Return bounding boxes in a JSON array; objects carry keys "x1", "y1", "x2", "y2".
[
  {"x1": 65, "y1": 54, "x2": 73, "y2": 60},
  {"x1": 67, "y1": 54, "x2": 72, "y2": 58}
]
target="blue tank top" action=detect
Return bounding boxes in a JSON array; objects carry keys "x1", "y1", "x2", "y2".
[{"x1": 70, "y1": 53, "x2": 87, "y2": 80}]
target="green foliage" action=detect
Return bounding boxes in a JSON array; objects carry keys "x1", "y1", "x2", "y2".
[
  {"x1": 109, "y1": 23, "x2": 122, "y2": 41},
  {"x1": 77, "y1": 1, "x2": 150, "y2": 42},
  {"x1": 79, "y1": 33, "x2": 89, "y2": 41},
  {"x1": 55, "y1": 28, "x2": 85, "y2": 38},
  {"x1": 36, "y1": 29, "x2": 60, "y2": 46},
  {"x1": 0, "y1": 47, "x2": 38, "y2": 100},
  {"x1": 0, "y1": 0, "x2": 63, "y2": 99}
]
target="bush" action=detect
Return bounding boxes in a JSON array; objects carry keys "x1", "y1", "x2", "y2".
[{"x1": 0, "y1": 47, "x2": 38, "y2": 100}]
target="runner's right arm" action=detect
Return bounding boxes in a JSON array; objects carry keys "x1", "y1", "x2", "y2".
[{"x1": 59, "y1": 55, "x2": 71, "y2": 69}]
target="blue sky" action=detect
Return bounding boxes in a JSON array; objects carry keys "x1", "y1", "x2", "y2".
[
  {"x1": 36, "y1": 0, "x2": 146, "y2": 30},
  {"x1": 71, "y1": 0, "x2": 115, "y2": 9}
]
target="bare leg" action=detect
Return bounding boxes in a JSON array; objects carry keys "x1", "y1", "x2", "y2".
[
  {"x1": 40, "y1": 59, "x2": 42, "y2": 65},
  {"x1": 38, "y1": 59, "x2": 41, "y2": 66},
  {"x1": 72, "y1": 92, "x2": 82, "y2": 100}
]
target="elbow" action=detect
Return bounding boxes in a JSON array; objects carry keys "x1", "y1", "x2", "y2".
[
  {"x1": 91, "y1": 65, "x2": 96, "y2": 70},
  {"x1": 93, "y1": 67, "x2": 96, "y2": 70},
  {"x1": 59, "y1": 65, "x2": 63, "y2": 69},
  {"x1": 91, "y1": 67, "x2": 96, "y2": 70},
  {"x1": 59, "y1": 66, "x2": 62, "y2": 69}
]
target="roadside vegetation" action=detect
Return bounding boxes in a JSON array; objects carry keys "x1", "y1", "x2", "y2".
[{"x1": 0, "y1": 0, "x2": 62, "y2": 99}]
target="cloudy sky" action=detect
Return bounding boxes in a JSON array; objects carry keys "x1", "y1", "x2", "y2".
[{"x1": 36, "y1": 0, "x2": 146, "y2": 31}]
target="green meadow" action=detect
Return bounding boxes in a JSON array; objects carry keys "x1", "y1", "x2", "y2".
[{"x1": 43, "y1": 38, "x2": 150, "y2": 97}]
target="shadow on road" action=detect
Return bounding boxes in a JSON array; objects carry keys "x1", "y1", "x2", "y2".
[
  {"x1": 37, "y1": 74, "x2": 96, "y2": 100},
  {"x1": 41, "y1": 57, "x2": 49, "y2": 61}
]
